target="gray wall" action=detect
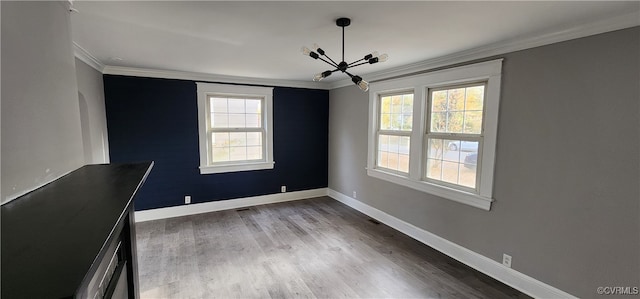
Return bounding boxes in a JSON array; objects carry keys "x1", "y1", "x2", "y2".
[
  {"x1": 328, "y1": 27, "x2": 639, "y2": 298},
  {"x1": 75, "y1": 58, "x2": 110, "y2": 164},
  {"x1": 1, "y1": 1, "x2": 84, "y2": 203}
]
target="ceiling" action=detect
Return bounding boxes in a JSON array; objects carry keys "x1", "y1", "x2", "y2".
[{"x1": 71, "y1": 1, "x2": 639, "y2": 86}]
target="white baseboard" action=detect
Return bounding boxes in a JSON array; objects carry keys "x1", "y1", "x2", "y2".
[
  {"x1": 326, "y1": 188, "x2": 576, "y2": 299},
  {"x1": 134, "y1": 188, "x2": 327, "y2": 222}
]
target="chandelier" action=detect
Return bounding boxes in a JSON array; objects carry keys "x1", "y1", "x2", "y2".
[{"x1": 302, "y1": 18, "x2": 388, "y2": 92}]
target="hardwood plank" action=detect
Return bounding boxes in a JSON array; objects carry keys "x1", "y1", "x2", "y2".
[{"x1": 136, "y1": 197, "x2": 530, "y2": 298}]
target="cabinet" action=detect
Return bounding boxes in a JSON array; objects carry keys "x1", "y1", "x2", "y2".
[{"x1": 1, "y1": 162, "x2": 153, "y2": 298}]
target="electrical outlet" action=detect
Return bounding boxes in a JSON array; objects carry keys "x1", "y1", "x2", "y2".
[
  {"x1": 185, "y1": 196, "x2": 191, "y2": 204},
  {"x1": 502, "y1": 253, "x2": 512, "y2": 268},
  {"x1": 353, "y1": 191, "x2": 357, "y2": 198},
  {"x1": 281, "y1": 186, "x2": 286, "y2": 193}
]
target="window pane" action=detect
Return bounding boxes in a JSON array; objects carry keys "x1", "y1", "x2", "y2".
[
  {"x1": 402, "y1": 94, "x2": 413, "y2": 113},
  {"x1": 448, "y1": 88, "x2": 465, "y2": 111},
  {"x1": 210, "y1": 97, "x2": 227, "y2": 113},
  {"x1": 212, "y1": 147, "x2": 229, "y2": 162},
  {"x1": 430, "y1": 112, "x2": 446, "y2": 132},
  {"x1": 245, "y1": 114, "x2": 261, "y2": 128},
  {"x1": 398, "y1": 154, "x2": 410, "y2": 173},
  {"x1": 443, "y1": 141, "x2": 461, "y2": 163},
  {"x1": 228, "y1": 114, "x2": 245, "y2": 127},
  {"x1": 402, "y1": 114, "x2": 412, "y2": 131},
  {"x1": 378, "y1": 151, "x2": 388, "y2": 168},
  {"x1": 388, "y1": 135, "x2": 399, "y2": 153},
  {"x1": 387, "y1": 152, "x2": 399, "y2": 170},
  {"x1": 378, "y1": 134, "x2": 389, "y2": 152},
  {"x1": 426, "y1": 158, "x2": 442, "y2": 180},
  {"x1": 230, "y1": 132, "x2": 246, "y2": 146},
  {"x1": 465, "y1": 85, "x2": 484, "y2": 111},
  {"x1": 380, "y1": 114, "x2": 391, "y2": 130},
  {"x1": 427, "y1": 138, "x2": 443, "y2": 159},
  {"x1": 246, "y1": 132, "x2": 262, "y2": 146},
  {"x1": 391, "y1": 114, "x2": 402, "y2": 130},
  {"x1": 431, "y1": 91, "x2": 447, "y2": 112},
  {"x1": 228, "y1": 99, "x2": 245, "y2": 113},
  {"x1": 399, "y1": 136, "x2": 410, "y2": 155},
  {"x1": 447, "y1": 112, "x2": 464, "y2": 133},
  {"x1": 212, "y1": 133, "x2": 230, "y2": 148},
  {"x1": 391, "y1": 95, "x2": 402, "y2": 113},
  {"x1": 245, "y1": 99, "x2": 261, "y2": 114},
  {"x1": 247, "y1": 146, "x2": 262, "y2": 160},
  {"x1": 442, "y1": 161, "x2": 460, "y2": 185},
  {"x1": 463, "y1": 111, "x2": 482, "y2": 134},
  {"x1": 459, "y1": 159, "x2": 477, "y2": 189},
  {"x1": 229, "y1": 146, "x2": 247, "y2": 161},
  {"x1": 381, "y1": 97, "x2": 392, "y2": 113},
  {"x1": 212, "y1": 113, "x2": 228, "y2": 128}
]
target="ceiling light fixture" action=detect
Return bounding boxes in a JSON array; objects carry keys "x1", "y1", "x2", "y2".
[{"x1": 302, "y1": 17, "x2": 388, "y2": 92}]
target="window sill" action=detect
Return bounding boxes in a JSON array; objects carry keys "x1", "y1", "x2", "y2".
[
  {"x1": 200, "y1": 161, "x2": 274, "y2": 174},
  {"x1": 366, "y1": 168, "x2": 493, "y2": 211}
]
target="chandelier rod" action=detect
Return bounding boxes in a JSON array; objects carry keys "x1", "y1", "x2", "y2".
[{"x1": 342, "y1": 24, "x2": 345, "y2": 62}]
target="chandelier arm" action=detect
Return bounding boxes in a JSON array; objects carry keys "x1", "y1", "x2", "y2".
[
  {"x1": 322, "y1": 53, "x2": 340, "y2": 67},
  {"x1": 343, "y1": 70, "x2": 355, "y2": 78},
  {"x1": 346, "y1": 61, "x2": 370, "y2": 69},
  {"x1": 318, "y1": 57, "x2": 338, "y2": 68},
  {"x1": 348, "y1": 58, "x2": 365, "y2": 66}
]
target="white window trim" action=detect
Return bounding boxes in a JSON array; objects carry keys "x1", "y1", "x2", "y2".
[
  {"x1": 366, "y1": 59, "x2": 503, "y2": 210},
  {"x1": 196, "y1": 82, "x2": 274, "y2": 174}
]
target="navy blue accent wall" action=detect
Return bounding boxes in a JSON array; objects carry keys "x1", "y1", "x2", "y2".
[{"x1": 103, "y1": 75, "x2": 329, "y2": 211}]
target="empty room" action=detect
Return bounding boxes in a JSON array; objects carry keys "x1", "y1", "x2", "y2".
[{"x1": 1, "y1": 1, "x2": 639, "y2": 298}]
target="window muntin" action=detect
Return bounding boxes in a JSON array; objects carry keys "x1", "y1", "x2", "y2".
[
  {"x1": 376, "y1": 92, "x2": 413, "y2": 173},
  {"x1": 425, "y1": 83, "x2": 486, "y2": 191}
]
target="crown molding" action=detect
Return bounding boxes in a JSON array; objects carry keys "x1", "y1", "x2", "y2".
[
  {"x1": 328, "y1": 11, "x2": 640, "y2": 89},
  {"x1": 73, "y1": 42, "x2": 105, "y2": 72},
  {"x1": 102, "y1": 65, "x2": 330, "y2": 90}
]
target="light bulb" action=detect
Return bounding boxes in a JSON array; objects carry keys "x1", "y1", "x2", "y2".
[
  {"x1": 377, "y1": 53, "x2": 388, "y2": 62},
  {"x1": 357, "y1": 80, "x2": 369, "y2": 92},
  {"x1": 313, "y1": 43, "x2": 325, "y2": 56},
  {"x1": 364, "y1": 51, "x2": 378, "y2": 60},
  {"x1": 313, "y1": 70, "x2": 333, "y2": 81},
  {"x1": 351, "y1": 75, "x2": 369, "y2": 92},
  {"x1": 301, "y1": 46, "x2": 311, "y2": 56}
]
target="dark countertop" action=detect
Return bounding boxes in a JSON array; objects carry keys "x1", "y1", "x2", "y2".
[{"x1": 1, "y1": 162, "x2": 153, "y2": 298}]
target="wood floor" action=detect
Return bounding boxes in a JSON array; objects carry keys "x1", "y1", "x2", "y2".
[{"x1": 135, "y1": 196, "x2": 530, "y2": 298}]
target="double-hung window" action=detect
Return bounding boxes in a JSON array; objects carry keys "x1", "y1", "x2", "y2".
[
  {"x1": 367, "y1": 59, "x2": 502, "y2": 210},
  {"x1": 425, "y1": 83, "x2": 485, "y2": 191},
  {"x1": 196, "y1": 82, "x2": 274, "y2": 174},
  {"x1": 376, "y1": 92, "x2": 413, "y2": 173}
]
